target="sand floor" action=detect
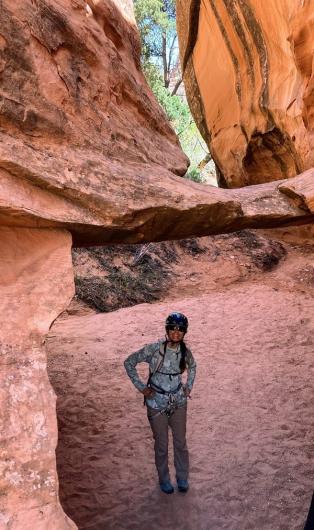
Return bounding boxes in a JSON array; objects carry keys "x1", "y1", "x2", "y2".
[{"x1": 47, "y1": 282, "x2": 314, "y2": 530}]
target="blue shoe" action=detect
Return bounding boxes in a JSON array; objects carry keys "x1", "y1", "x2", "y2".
[
  {"x1": 160, "y1": 481, "x2": 174, "y2": 494},
  {"x1": 177, "y1": 479, "x2": 189, "y2": 492}
]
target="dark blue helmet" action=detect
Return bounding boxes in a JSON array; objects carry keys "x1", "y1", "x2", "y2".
[{"x1": 165, "y1": 312, "x2": 188, "y2": 332}]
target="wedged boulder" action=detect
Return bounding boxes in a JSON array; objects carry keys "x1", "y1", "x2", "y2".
[
  {"x1": 177, "y1": 0, "x2": 314, "y2": 188},
  {"x1": 1, "y1": 128, "x2": 314, "y2": 244},
  {"x1": 0, "y1": 227, "x2": 75, "y2": 529},
  {"x1": 279, "y1": 168, "x2": 314, "y2": 214}
]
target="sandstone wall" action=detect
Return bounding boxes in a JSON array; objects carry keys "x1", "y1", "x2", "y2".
[
  {"x1": 0, "y1": 2, "x2": 313, "y2": 528},
  {"x1": 0, "y1": 1, "x2": 313, "y2": 245},
  {"x1": 177, "y1": 0, "x2": 314, "y2": 188},
  {"x1": 0, "y1": 0, "x2": 188, "y2": 244},
  {"x1": 0, "y1": 228, "x2": 75, "y2": 529}
]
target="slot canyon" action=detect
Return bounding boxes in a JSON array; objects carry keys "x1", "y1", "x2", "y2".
[{"x1": 0, "y1": 1, "x2": 314, "y2": 529}]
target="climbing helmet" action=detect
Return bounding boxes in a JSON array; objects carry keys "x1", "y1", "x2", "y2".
[{"x1": 165, "y1": 312, "x2": 188, "y2": 333}]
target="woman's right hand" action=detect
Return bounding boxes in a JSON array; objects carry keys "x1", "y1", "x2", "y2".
[{"x1": 142, "y1": 387, "x2": 155, "y2": 398}]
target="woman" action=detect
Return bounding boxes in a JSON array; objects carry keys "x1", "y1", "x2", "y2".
[{"x1": 124, "y1": 312, "x2": 196, "y2": 494}]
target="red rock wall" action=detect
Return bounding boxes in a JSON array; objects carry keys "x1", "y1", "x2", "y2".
[
  {"x1": 0, "y1": 0, "x2": 189, "y2": 244},
  {"x1": 0, "y1": 0, "x2": 313, "y2": 244},
  {"x1": 0, "y1": 228, "x2": 76, "y2": 529},
  {"x1": 177, "y1": 0, "x2": 314, "y2": 188}
]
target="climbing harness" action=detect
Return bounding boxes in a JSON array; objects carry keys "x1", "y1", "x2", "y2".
[
  {"x1": 149, "y1": 380, "x2": 182, "y2": 395},
  {"x1": 150, "y1": 394, "x2": 180, "y2": 419},
  {"x1": 144, "y1": 339, "x2": 189, "y2": 418},
  {"x1": 147, "y1": 349, "x2": 183, "y2": 418},
  {"x1": 160, "y1": 394, "x2": 179, "y2": 418},
  {"x1": 143, "y1": 346, "x2": 165, "y2": 406}
]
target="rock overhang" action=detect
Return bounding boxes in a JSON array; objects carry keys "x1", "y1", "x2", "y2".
[{"x1": 0, "y1": 0, "x2": 313, "y2": 247}]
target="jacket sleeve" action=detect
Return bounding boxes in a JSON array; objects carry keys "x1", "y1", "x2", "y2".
[
  {"x1": 124, "y1": 344, "x2": 154, "y2": 392},
  {"x1": 186, "y1": 348, "x2": 197, "y2": 391}
]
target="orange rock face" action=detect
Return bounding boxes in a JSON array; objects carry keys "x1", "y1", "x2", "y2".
[
  {"x1": 0, "y1": 0, "x2": 188, "y2": 240},
  {"x1": 177, "y1": 0, "x2": 314, "y2": 188},
  {"x1": 0, "y1": 227, "x2": 75, "y2": 529}
]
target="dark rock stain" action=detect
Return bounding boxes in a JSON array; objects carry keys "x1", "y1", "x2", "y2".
[
  {"x1": 243, "y1": 128, "x2": 302, "y2": 183},
  {"x1": 30, "y1": 0, "x2": 97, "y2": 65},
  {"x1": 215, "y1": 163, "x2": 229, "y2": 188},
  {"x1": 184, "y1": 56, "x2": 212, "y2": 149},
  {"x1": 0, "y1": 4, "x2": 33, "y2": 94},
  {"x1": 208, "y1": 0, "x2": 242, "y2": 103},
  {"x1": 222, "y1": 0, "x2": 255, "y2": 88},
  {"x1": 237, "y1": 0, "x2": 269, "y2": 111},
  {"x1": 182, "y1": 0, "x2": 201, "y2": 72},
  {"x1": 102, "y1": 20, "x2": 123, "y2": 50}
]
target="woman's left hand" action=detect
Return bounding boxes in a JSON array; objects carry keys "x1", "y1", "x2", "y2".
[{"x1": 184, "y1": 386, "x2": 191, "y2": 397}]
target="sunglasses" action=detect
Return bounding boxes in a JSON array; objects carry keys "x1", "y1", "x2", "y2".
[{"x1": 167, "y1": 325, "x2": 186, "y2": 332}]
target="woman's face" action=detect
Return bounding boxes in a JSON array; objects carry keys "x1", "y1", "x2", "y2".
[{"x1": 167, "y1": 327, "x2": 185, "y2": 343}]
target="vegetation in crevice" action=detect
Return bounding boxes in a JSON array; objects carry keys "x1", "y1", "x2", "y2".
[
  {"x1": 134, "y1": 0, "x2": 216, "y2": 184},
  {"x1": 72, "y1": 232, "x2": 290, "y2": 313}
]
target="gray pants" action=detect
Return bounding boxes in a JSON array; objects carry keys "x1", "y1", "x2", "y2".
[{"x1": 147, "y1": 404, "x2": 189, "y2": 483}]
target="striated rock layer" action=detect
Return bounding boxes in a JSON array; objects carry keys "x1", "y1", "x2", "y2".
[
  {"x1": 177, "y1": 0, "x2": 314, "y2": 188},
  {"x1": 0, "y1": 227, "x2": 75, "y2": 529}
]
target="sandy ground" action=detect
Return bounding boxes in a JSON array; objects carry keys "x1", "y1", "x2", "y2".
[{"x1": 47, "y1": 262, "x2": 314, "y2": 530}]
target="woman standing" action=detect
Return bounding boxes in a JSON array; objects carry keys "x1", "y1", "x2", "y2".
[{"x1": 124, "y1": 312, "x2": 196, "y2": 494}]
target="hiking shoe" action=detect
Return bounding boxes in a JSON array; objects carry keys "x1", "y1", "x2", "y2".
[
  {"x1": 177, "y1": 479, "x2": 189, "y2": 492},
  {"x1": 160, "y1": 481, "x2": 174, "y2": 494}
]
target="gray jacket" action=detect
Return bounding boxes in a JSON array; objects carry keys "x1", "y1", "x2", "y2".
[{"x1": 124, "y1": 339, "x2": 197, "y2": 410}]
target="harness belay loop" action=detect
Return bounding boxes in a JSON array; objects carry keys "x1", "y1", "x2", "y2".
[
  {"x1": 161, "y1": 393, "x2": 179, "y2": 417},
  {"x1": 148, "y1": 380, "x2": 182, "y2": 417}
]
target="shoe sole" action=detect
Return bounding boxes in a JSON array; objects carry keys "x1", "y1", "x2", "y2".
[{"x1": 177, "y1": 483, "x2": 189, "y2": 492}]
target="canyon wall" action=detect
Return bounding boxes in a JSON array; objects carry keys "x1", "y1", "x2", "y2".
[
  {"x1": 177, "y1": 0, "x2": 314, "y2": 188},
  {"x1": 0, "y1": 227, "x2": 75, "y2": 529},
  {"x1": 0, "y1": 0, "x2": 313, "y2": 246},
  {"x1": 0, "y1": 1, "x2": 313, "y2": 528}
]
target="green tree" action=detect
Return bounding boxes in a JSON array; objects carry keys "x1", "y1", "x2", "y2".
[
  {"x1": 134, "y1": 0, "x2": 213, "y2": 184},
  {"x1": 134, "y1": 0, "x2": 181, "y2": 93}
]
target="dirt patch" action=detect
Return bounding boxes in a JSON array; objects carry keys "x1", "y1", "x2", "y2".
[
  {"x1": 47, "y1": 284, "x2": 314, "y2": 530},
  {"x1": 232, "y1": 230, "x2": 286, "y2": 270},
  {"x1": 178, "y1": 237, "x2": 207, "y2": 256},
  {"x1": 72, "y1": 230, "x2": 292, "y2": 313},
  {"x1": 72, "y1": 242, "x2": 178, "y2": 312},
  {"x1": 294, "y1": 265, "x2": 314, "y2": 286}
]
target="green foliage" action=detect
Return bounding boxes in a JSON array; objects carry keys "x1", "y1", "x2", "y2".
[
  {"x1": 146, "y1": 69, "x2": 208, "y2": 177},
  {"x1": 134, "y1": 0, "x2": 213, "y2": 183},
  {"x1": 134, "y1": 0, "x2": 175, "y2": 30},
  {"x1": 134, "y1": 0, "x2": 175, "y2": 61},
  {"x1": 144, "y1": 65, "x2": 188, "y2": 123},
  {"x1": 185, "y1": 167, "x2": 205, "y2": 184}
]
